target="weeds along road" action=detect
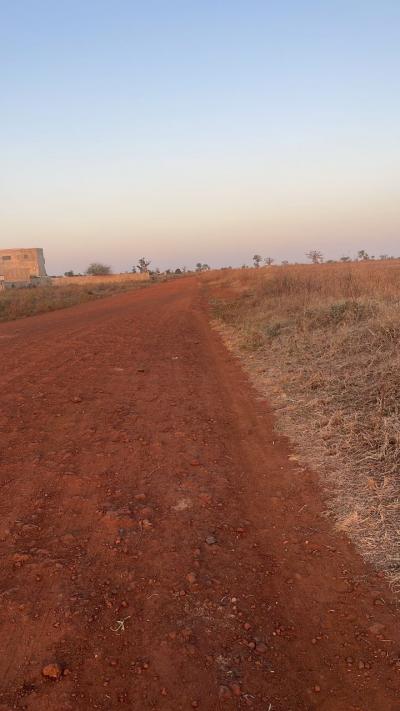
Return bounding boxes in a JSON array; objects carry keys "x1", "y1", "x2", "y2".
[{"x1": 0, "y1": 277, "x2": 399, "y2": 710}]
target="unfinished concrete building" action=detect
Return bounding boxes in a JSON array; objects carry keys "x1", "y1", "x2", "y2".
[{"x1": 0, "y1": 248, "x2": 50, "y2": 289}]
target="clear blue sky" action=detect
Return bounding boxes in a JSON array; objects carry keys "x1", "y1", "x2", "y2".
[{"x1": 1, "y1": 1, "x2": 399, "y2": 273}]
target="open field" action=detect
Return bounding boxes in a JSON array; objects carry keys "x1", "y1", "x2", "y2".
[
  {"x1": 0, "y1": 277, "x2": 151, "y2": 323},
  {"x1": 1, "y1": 277, "x2": 400, "y2": 709},
  {"x1": 205, "y1": 260, "x2": 400, "y2": 588}
]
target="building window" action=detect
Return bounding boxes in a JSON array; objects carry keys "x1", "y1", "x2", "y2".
[
  {"x1": 24, "y1": 254, "x2": 29, "y2": 259},
  {"x1": 2, "y1": 256, "x2": 11, "y2": 261}
]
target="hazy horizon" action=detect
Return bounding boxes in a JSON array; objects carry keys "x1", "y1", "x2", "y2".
[{"x1": 1, "y1": 1, "x2": 399, "y2": 275}]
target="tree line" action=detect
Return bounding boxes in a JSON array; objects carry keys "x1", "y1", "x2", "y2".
[{"x1": 64, "y1": 258, "x2": 211, "y2": 277}]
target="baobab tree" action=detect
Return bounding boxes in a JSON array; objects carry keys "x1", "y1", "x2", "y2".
[
  {"x1": 306, "y1": 250, "x2": 323, "y2": 264},
  {"x1": 136, "y1": 257, "x2": 151, "y2": 273},
  {"x1": 253, "y1": 254, "x2": 262, "y2": 268},
  {"x1": 357, "y1": 250, "x2": 369, "y2": 261}
]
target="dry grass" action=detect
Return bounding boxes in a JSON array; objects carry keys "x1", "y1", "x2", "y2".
[
  {"x1": 0, "y1": 279, "x2": 150, "y2": 323},
  {"x1": 204, "y1": 261, "x2": 400, "y2": 587}
]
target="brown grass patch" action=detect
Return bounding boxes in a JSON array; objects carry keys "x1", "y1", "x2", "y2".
[
  {"x1": 204, "y1": 261, "x2": 400, "y2": 588},
  {"x1": 0, "y1": 279, "x2": 150, "y2": 322}
]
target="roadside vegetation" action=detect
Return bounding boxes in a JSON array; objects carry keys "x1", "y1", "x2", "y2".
[
  {"x1": 205, "y1": 260, "x2": 400, "y2": 587},
  {"x1": 0, "y1": 279, "x2": 150, "y2": 323}
]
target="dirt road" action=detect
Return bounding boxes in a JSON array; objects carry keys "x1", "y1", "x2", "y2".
[{"x1": 0, "y1": 278, "x2": 399, "y2": 710}]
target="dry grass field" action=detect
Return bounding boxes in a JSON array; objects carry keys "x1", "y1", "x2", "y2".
[
  {"x1": 205, "y1": 261, "x2": 400, "y2": 587},
  {"x1": 0, "y1": 278, "x2": 150, "y2": 322}
]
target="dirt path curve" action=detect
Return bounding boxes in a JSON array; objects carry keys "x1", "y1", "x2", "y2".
[{"x1": 0, "y1": 278, "x2": 399, "y2": 711}]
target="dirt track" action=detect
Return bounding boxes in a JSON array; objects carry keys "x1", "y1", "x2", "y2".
[{"x1": 0, "y1": 277, "x2": 399, "y2": 710}]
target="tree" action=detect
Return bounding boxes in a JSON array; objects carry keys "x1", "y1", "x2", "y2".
[
  {"x1": 379, "y1": 255, "x2": 389, "y2": 260},
  {"x1": 64, "y1": 270, "x2": 75, "y2": 277},
  {"x1": 264, "y1": 257, "x2": 274, "y2": 266},
  {"x1": 306, "y1": 250, "x2": 323, "y2": 264},
  {"x1": 195, "y1": 263, "x2": 210, "y2": 272},
  {"x1": 86, "y1": 262, "x2": 112, "y2": 275},
  {"x1": 253, "y1": 254, "x2": 262, "y2": 268},
  {"x1": 281, "y1": 260, "x2": 289, "y2": 265},
  {"x1": 357, "y1": 250, "x2": 369, "y2": 261},
  {"x1": 137, "y1": 257, "x2": 151, "y2": 273},
  {"x1": 175, "y1": 268, "x2": 182, "y2": 274},
  {"x1": 340, "y1": 256, "x2": 350, "y2": 262},
  {"x1": 131, "y1": 266, "x2": 137, "y2": 273}
]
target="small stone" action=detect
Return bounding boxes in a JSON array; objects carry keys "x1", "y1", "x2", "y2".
[
  {"x1": 243, "y1": 623, "x2": 251, "y2": 631},
  {"x1": 186, "y1": 572, "x2": 197, "y2": 584},
  {"x1": 190, "y1": 460, "x2": 201, "y2": 467},
  {"x1": 205, "y1": 535, "x2": 217, "y2": 545},
  {"x1": 161, "y1": 687, "x2": 168, "y2": 696},
  {"x1": 192, "y1": 702, "x2": 199, "y2": 708},
  {"x1": 255, "y1": 642, "x2": 267, "y2": 654},
  {"x1": 358, "y1": 661, "x2": 365, "y2": 670},
  {"x1": 72, "y1": 396, "x2": 82, "y2": 403},
  {"x1": 218, "y1": 685, "x2": 232, "y2": 701},
  {"x1": 314, "y1": 685, "x2": 321, "y2": 693},
  {"x1": 374, "y1": 597, "x2": 385, "y2": 606},
  {"x1": 134, "y1": 493, "x2": 146, "y2": 501},
  {"x1": 346, "y1": 656, "x2": 353, "y2": 665},
  {"x1": 369, "y1": 622, "x2": 385, "y2": 635},
  {"x1": 42, "y1": 663, "x2": 62, "y2": 679},
  {"x1": 229, "y1": 682, "x2": 241, "y2": 697},
  {"x1": 248, "y1": 641, "x2": 256, "y2": 650}
]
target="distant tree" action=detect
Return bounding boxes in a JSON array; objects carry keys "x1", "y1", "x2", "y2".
[
  {"x1": 306, "y1": 250, "x2": 323, "y2": 264},
  {"x1": 357, "y1": 250, "x2": 369, "y2": 261},
  {"x1": 195, "y1": 263, "x2": 210, "y2": 272},
  {"x1": 340, "y1": 256, "x2": 351, "y2": 262},
  {"x1": 326, "y1": 259, "x2": 336, "y2": 264},
  {"x1": 86, "y1": 262, "x2": 112, "y2": 275},
  {"x1": 379, "y1": 255, "x2": 389, "y2": 260},
  {"x1": 281, "y1": 260, "x2": 289, "y2": 265},
  {"x1": 253, "y1": 254, "x2": 263, "y2": 268},
  {"x1": 175, "y1": 268, "x2": 182, "y2": 274},
  {"x1": 264, "y1": 257, "x2": 274, "y2": 266},
  {"x1": 64, "y1": 270, "x2": 75, "y2": 277},
  {"x1": 137, "y1": 257, "x2": 151, "y2": 273},
  {"x1": 131, "y1": 266, "x2": 137, "y2": 273}
]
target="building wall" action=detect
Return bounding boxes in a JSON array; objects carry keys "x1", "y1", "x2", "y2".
[{"x1": 0, "y1": 248, "x2": 47, "y2": 283}]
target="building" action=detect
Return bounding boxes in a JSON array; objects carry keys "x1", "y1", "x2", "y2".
[{"x1": 0, "y1": 248, "x2": 50, "y2": 289}]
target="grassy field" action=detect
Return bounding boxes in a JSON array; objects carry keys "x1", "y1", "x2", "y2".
[
  {"x1": 205, "y1": 261, "x2": 400, "y2": 587},
  {"x1": 0, "y1": 279, "x2": 150, "y2": 322}
]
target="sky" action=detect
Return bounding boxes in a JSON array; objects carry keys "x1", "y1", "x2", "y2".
[{"x1": 1, "y1": 1, "x2": 399, "y2": 274}]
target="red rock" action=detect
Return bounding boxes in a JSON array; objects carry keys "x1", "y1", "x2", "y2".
[
  {"x1": 229, "y1": 682, "x2": 241, "y2": 697},
  {"x1": 42, "y1": 663, "x2": 62, "y2": 679},
  {"x1": 218, "y1": 685, "x2": 232, "y2": 701},
  {"x1": 186, "y1": 572, "x2": 197, "y2": 584},
  {"x1": 369, "y1": 622, "x2": 385, "y2": 635},
  {"x1": 255, "y1": 642, "x2": 267, "y2": 654},
  {"x1": 243, "y1": 622, "x2": 251, "y2": 631}
]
